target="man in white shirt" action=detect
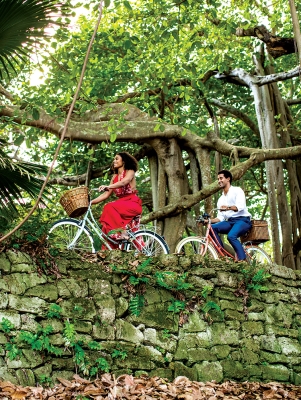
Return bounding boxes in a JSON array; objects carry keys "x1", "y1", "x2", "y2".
[{"x1": 210, "y1": 170, "x2": 252, "y2": 261}]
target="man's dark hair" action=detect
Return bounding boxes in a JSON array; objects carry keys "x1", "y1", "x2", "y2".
[
  {"x1": 218, "y1": 169, "x2": 232, "y2": 183},
  {"x1": 113, "y1": 152, "x2": 139, "y2": 173}
]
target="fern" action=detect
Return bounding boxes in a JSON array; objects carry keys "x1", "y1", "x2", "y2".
[
  {"x1": 0, "y1": 318, "x2": 15, "y2": 334},
  {"x1": 129, "y1": 276, "x2": 149, "y2": 286},
  {"x1": 201, "y1": 286, "x2": 213, "y2": 299},
  {"x1": 19, "y1": 325, "x2": 62, "y2": 356},
  {"x1": 168, "y1": 299, "x2": 186, "y2": 313},
  {"x1": 136, "y1": 257, "x2": 152, "y2": 273},
  {"x1": 129, "y1": 294, "x2": 145, "y2": 316}
]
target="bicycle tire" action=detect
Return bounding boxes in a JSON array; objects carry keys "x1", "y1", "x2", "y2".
[
  {"x1": 47, "y1": 219, "x2": 95, "y2": 253},
  {"x1": 245, "y1": 245, "x2": 272, "y2": 266},
  {"x1": 175, "y1": 236, "x2": 218, "y2": 259},
  {"x1": 126, "y1": 230, "x2": 169, "y2": 256}
]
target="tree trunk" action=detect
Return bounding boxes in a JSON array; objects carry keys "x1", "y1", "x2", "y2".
[
  {"x1": 253, "y1": 47, "x2": 295, "y2": 268},
  {"x1": 150, "y1": 137, "x2": 189, "y2": 251}
]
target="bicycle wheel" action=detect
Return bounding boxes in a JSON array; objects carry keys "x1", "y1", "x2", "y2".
[
  {"x1": 245, "y1": 245, "x2": 272, "y2": 266},
  {"x1": 126, "y1": 230, "x2": 169, "y2": 256},
  {"x1": 175, "y1": 236, "x2": 218, "y2": 259},
  {"x1": 47, "y1": 219, "x2": 95, "y2": 253}
]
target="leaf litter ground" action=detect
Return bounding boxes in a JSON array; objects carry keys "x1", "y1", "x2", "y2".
[{"x1": 1, "y1": 374, "x2": 301, "y2": 399}]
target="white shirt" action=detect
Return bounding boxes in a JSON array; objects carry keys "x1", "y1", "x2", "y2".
[{"x1": 217, "y1": 185, "x2": 251, "y2": 222}]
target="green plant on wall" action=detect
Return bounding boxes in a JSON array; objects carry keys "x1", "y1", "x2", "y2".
[
  {"x1": 168, "y1": 299, "x2": 186, "y2": 314},
  {"x1": 129, "y1": 294, "x2": 145, "y2": 317},
  {"x1": 235, "y1": 263, "x2": 271, "y2": 319},
  {"x1": 155, "y1": 271, "x2": 193, "y2": 291},
  {"x1": 46, "y1": 303, "x2": 63, "y2": 319},
  {"x1": 19, "y1": 325, "x2": 63, "y2": 356},
  {"x1": 63, "y1": 320, "x2": 110, "y2": 376}
]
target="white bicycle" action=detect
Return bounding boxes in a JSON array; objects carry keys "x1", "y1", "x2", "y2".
[{"x1": 47, "y1": 203, "x2": 169, "y2": 256}]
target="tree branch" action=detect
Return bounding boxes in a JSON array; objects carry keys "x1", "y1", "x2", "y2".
[{"x1": 208, "y1": 98, "x2": 260, "y2": 136}]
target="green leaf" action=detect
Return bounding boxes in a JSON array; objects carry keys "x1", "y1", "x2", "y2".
[{"x1": 14, "y1": 135, "x2": 25, "y2": 146}]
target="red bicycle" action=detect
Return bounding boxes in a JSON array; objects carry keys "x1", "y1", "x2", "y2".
[{"x1": 175, "y1": 209, "x2": 272, "y2": 265}]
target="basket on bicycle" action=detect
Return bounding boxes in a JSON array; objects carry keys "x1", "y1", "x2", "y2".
[
  {"x1": 240, "y1": 220, "x2": 270, "y2": 244},
  {"x1": 59, "y1": 186, "x2": 89, "y2": 218}
]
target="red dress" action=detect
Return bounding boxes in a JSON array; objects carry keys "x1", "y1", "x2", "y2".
[{"x1": 100, "y1": 171, "x2": 142, "y2": 247}]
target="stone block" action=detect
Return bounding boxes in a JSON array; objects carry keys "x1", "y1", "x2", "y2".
[
  {"x1": 0, "y1": 293, "x2": 9, "y2": 309},
  {"x1": 8, "y1": 295, "x2": 48, "y2": 314},
  {"x1": 0, "y1": 367, "x2": 17, "y2": 384},
  {"x1": 136, "y1": 345, "x2": 166, "y2": 364},
  {"x1": 223, "y1": 309, "x2": 245, "y2": 322},
  {"x1": 262, "y1": 364, "x2": 290, "y2": 382},
  {"x1": 0, "y1": 253, "x2": 11, "y2": 273},
  {"x1": 173, "y1": 361, "x2": 197, "y2": 381},
  {"x1": 265, "y1": 325, "x2": 299, "y2": 338},
  {"x1": 88, "y1": 279, "x2": 111, "y2": 296},
  {"x1": 247, "y1": 312, "x2": 266, "y2": 321},
  {"x1": 211, "y1": 345, "x2": 231, "y2": 359},
  {"x1": 128, "y1": 302, "x2": 179, "y2": 332},
  {"x1": 194, "y1": 361, "x2": 223, "y2": 383},
  {"x1": 241, "y1": 321, "x2": 264, "y2": 336},
  {"x1": 192, "y1": 266, "x2": 217, "y2": 278},
  {"x1": 213, "y1": 288, "x2": 237, "y2": 300},
  {"x1": 186, "y1": 348, "x2": 217, "y2": 365},
  {"x1": 115, "y1": 320, "x2": 144, "y2": 344},
  {"x1": 25, "y1": 284, "x2": 58, "y2": 302},
  {"x1": 34, "y1": 364, "x2": 53, "y2": 381},
  {"x1": 115, "y1": 298, "x2": 128, "y2": 318},
  {"x1": 94, "y1": 294, "x2": 116, "y2": 323},
  {"x1": 220, "y1": 299, "x2": 243, "y2": 311},
  {"x1": 57, "y1": 278, "x2": 88, "y2": 298},
  {"x1": 221, "y1": 360, "x2": 248, "y2": 380},
  {"x1": 260, "y1": 351, "x2": 288, "y2": 364},
  {"x1": 0, "y1": 311, "x2": 21, "y2": 329},
  {"x1": 144, "y1": 328, "x2": 177, "y2": 352},
  {"x1": 241, "y1": 348, "x2": 259, "y2": 364},
  {"x1": 291, "y1": 371, "x2": 301, "y2": 385},
  {"x1": 6, "y1": 251, "x2": 32, "y2": 266},
  {"x1": 181, "y1": 311, "x2": 207, "y2": 332},
  {"x1": 260, "y1": 335, "x2": 282, "y2": 353},
  {"x1": 278, "y1": 337, "x2": 301, "y2": 356},
  {"x1": 149, "y1": 368, "x2": 173, "y2": 381},
  {"x1": 52, "y1": 370, "x2": 74, "y2": 384},
  {"x1": 216, "y1": 272, "x2": 238, "y2": 288},
  {"x1": 92, "y1": 324, "x2": 115, "y2": 340},
  {"x1": 269, "y1": 265, "x2": 296, "y2": 280},
  {"x1": 60, "y1": 298, "x2": 97, "y2": 321},
  {"x1": 15, "y1": 368, "x2": 36, "y2": 386},
  {"x1": 210, "y1": 323, "x2": 240, "y2": 345}
]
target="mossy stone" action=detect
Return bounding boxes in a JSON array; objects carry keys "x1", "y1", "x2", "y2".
[{"x1": 194, "y1": 361, "x2": 223, "y2": 383}]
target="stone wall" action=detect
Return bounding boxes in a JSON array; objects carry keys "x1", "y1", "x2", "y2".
[{"x1": 0, "y1": 249, "x2": 301, "y2": 386}]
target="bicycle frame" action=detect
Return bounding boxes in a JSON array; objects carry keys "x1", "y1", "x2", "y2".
[
  {"x1": 67, "y1": 203, "x2": 137, "y2": 251},
  {"x1": 200, "y1": 208, "x2": 249, "y2": 260}
]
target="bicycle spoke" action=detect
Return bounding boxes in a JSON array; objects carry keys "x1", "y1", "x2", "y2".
[
  {"x1": 127, "y1": 230, "x2": 169, "y2": 256},
  {"x1": 175, "y1": 237, "x2": 218, "y2": 259},
  {"x1": 245, "y1": 246, "x2": 272, "y2": 266},
  {"x1": 47, "y1": 220, "x2": 95, "y2": 253}
]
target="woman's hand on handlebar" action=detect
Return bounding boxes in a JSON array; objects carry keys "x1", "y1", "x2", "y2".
[{"x1": 98, "y1": 185, "x2": 110, "y2": 192}]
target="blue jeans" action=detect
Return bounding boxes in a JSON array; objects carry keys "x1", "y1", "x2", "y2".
[{"x1": 211, "y1": 217, "x2": 252, "y2": 260}]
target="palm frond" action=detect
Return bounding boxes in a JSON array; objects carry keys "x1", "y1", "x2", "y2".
[
  {"x1": 0, "y1": 0, "x2": 71, "y2": 79},
  {"x1": 0, "y1": 140, "x2": 49, "y2": 218}
]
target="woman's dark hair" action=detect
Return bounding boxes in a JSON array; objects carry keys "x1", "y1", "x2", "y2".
[
  {"x1": 113, "y1": 152, "x2": 139, "y2": 173},
  {"x1": 218, "y1": 169, "x2": 232, "y2": 183}
]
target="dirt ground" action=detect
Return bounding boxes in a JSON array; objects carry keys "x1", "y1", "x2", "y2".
[{"x1": 0, "y1": 374, "x2": 301, "y2": 399}]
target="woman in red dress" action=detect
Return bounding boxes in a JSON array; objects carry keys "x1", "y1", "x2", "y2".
[{"x1": 91, "y1": 152, "x2": 142, "y2": 246}]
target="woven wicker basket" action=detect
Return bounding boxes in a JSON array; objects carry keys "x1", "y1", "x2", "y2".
[
  {"x1": 59, "y1": 186, "x2": 89, "y2": 218},
  {"x1": 240, "y1": 220, "x2": 270, "y2": 244}
]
